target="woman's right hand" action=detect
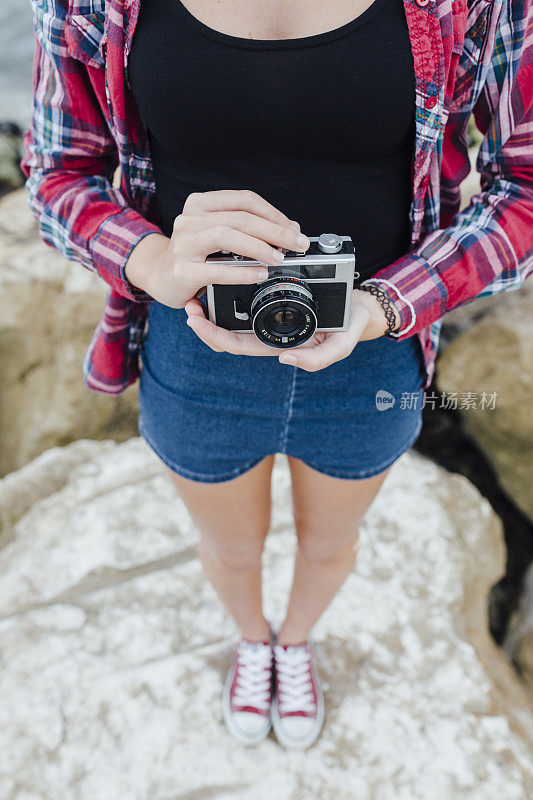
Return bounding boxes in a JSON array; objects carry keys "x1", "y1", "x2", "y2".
[{"x1": 123, "y1": 189, "x2": 310, "y2": 308}]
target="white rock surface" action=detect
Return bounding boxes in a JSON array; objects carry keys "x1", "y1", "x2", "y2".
[
  {"x1": 0, "y1": 438, "x2": 532, "y2": 800},
  {"x1": 0, "y1": 189, "x2": 138, "y2": 476}
]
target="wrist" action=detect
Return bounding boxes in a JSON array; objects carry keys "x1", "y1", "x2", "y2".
[
  {"x1": 354, "y1": 286, "x2": 401, "y2": 337},
  {"x1": 124, "y1": 232, "x2": 170, "y2": 294}
]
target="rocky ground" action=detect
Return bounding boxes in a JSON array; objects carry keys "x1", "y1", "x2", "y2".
[
  {"x1": 0, "y1": 188, "x2": 139, "y2": 476},
  {"x1": 422, "y1": 277, "x2": 533, "y2": 682},
  {"x1": 437, "y1": 281, "x2": 533, "y2": 524},
  {"x1": 0, "y1": 439, "x2": 532, "y2": 800},
  {"x1": 0, "y1": 122, "x2": 23, "y2": 198}
]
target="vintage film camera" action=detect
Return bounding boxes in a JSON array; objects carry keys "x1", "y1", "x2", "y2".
[{"x1": 205, "y1": 233, "x2": 358, "y2": 349}]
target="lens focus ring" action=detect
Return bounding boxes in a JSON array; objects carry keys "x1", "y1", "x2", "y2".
[{"x1": 250, "y1": 278, "x2": 317, "y2": 348}]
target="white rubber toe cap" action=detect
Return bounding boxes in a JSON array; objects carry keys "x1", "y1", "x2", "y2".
[
  {"x1": 276, "y1": 715, "x2": 315, "y2": 739},
  {"x1": 272, "y1": 700, "x2": 325, "y2": 749},
  {"x1": 232, "y1": 711, "x2": 270, "y2": 735}
]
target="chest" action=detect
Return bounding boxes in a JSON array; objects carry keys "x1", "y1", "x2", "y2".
[
  {"x1": 175, "y1": 0, "x2": 378, "y2": 39},
  {"x1": 63, "y1": 0, "x2": 498, "y2": 242},
  {"x1": 128, "y1": 0, "x2": 415, "y2": 163}
]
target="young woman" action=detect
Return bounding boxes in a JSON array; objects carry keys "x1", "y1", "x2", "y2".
[{"x1": 23, "y1": 0, "x2": 533, "y2": 750}]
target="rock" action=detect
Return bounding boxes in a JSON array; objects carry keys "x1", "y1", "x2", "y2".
[
  {"x1": 459, "y1": 142, "x2": 482, "y2": 214},
  {"x1": 437, "y1": 280, "x2": 533, "y2": 522},
  {"x1": 517, "y1": 631, "x2": 533, "y2": 691},
  {"x1": 0, "y1": 188, "x2": 139, "y2": 476},
  {"x1": 0, "y1": 123, "x2": 23, "y2": 195},
  {"x1": 0, "y1": 438, "x2": 532, "y2": 799},
  {"x1": 505, "y1": 564, "x2": 533, "y2": 693}
]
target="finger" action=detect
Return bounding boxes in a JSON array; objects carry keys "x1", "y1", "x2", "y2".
[
  {"x1": 186, "y1": 314, "x2": 283, "y2": 356},
  {"x1": 278, "y1": 332, "x2": 355, "y2": 372},
  {"x1": 182, "y1": 189, "x2": 296, "y2": 229},
  {"x1": 184, "y1": 296, "x2": 207, "y2": 319},
  {"x1": 191, "y1": 226, "x2": 289, "y2": 272},
  {"x1": 180, "y1": 210, "x2": 309, "y2": 254},
  {"x1": 279, "y1": 306, "x2": 370, "y2": 371}
]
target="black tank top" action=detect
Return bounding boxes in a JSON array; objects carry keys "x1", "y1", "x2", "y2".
[{"x1": 128, "y1": 0, "x2": 416, "y2": 281}]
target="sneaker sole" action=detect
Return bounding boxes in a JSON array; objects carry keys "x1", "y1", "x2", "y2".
[{"x1": 222, "y1": 662, "x2": 272, "y2": 746}]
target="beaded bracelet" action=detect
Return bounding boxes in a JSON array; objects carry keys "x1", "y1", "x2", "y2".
[{"x1": 358, "y1": 283, "x2": 401, "y2": 336}]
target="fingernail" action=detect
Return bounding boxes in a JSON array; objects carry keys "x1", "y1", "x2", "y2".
[
  {"x1": 186, "y1": 317, "x2": 195, "y2": 327},
  {"x1": 288, "y1": 220, "x2": 300, "y2": 231},
  {"x1": 273, "y1": 249, "x2": 284, "y2": 263},
  {"x1": 297, "y1": 234, "x2": 310, "y2": 249},
  {"x1": 258, "y1": 270, "x2": 270, "y2": 280},
  {"x1": 280, "y1": 354, "x2": 297, "y2": 365}
]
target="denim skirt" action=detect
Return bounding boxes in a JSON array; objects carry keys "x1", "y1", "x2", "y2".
[{"x1": 138, "y1": 301, "x2": 425, "y2": 483}]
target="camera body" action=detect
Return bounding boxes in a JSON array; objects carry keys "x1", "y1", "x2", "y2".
[{"x1": 205, "y1": 233, "x2": 358, "y2": 349}]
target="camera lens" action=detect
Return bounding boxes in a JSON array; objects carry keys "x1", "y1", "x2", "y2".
[
  {"x1": 250, "y1": 278, "x2": 317, "y2": 348},
  {"x1": 270, "y1": 307, "x2": 300, "y2": 335}
]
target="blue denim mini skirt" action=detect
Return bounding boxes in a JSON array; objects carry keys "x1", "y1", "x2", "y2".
[{"x1": 138, "y1": 302, "x2": 425, "y2": 483}]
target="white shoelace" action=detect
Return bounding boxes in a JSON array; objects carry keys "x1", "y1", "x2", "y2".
[
  {"x1": 233, "y1": 641, "x2": 273, "y2": 711},
  {"x1": 274, "y1": 644, "x2": 316, "y2": 715}
]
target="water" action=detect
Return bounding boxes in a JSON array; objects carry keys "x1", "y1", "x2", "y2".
[{"x1": 0, "y1": 0, "x2": 36, "y2": 128}]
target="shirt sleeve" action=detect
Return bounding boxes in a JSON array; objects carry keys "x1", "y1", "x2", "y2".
[
  {"x1": 361, "y1": 0, "x2": 533, "y2": 339},
  {"x1": 20, "y1": 0, "x2": 164, "y2": 303}
]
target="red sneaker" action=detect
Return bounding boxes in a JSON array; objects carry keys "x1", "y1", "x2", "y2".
[
  {"x1": 222, "y1": 634, "x2": 274, "y2": 745},
  {"x1": 272, "y1": 638, "x2": 325, "y2": 749}
]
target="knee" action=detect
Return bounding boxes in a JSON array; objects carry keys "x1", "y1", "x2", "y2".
[
  {"x1": 296, "y1": 525, "x2": 359, "y2": 564},
  {"x1": 198, "y1": 530, "x2": 267, "y2": 573}
]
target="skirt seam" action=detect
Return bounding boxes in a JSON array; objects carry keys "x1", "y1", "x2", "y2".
[{"x1": 279, "y1": 365, "x2": 298, "y2": 453}]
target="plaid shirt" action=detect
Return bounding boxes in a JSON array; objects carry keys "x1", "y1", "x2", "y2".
[{"x1": 21, "y1": 0, "x2": 533, "y2": 394}]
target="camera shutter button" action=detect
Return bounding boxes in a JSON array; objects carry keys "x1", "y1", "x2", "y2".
[{"x1": 317, "y1": 233, "x2": 343, "y2": 254}]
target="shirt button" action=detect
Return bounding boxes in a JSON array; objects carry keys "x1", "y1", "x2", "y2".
[
  {"x1": 425, "y1": 95, "x2": 438, "y2": 109},
  {"x1": 415, "y1": 0, "x2": 430, "y2": 6}
]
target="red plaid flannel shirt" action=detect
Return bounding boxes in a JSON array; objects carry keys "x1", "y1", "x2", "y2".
[{"x1": 21, "y1": 0, "x2": 533, "y2": 394}]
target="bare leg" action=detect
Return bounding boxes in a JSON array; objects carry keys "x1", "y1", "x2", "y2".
[
  {"x1": 276, "y1": 457, "x2": 391, "y2": 646},
  {"x1": 165, "y1": 455, "x2": 276, "y2": 642}
]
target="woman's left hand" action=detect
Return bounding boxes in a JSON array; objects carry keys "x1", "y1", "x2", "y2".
[{"x1": 184, "y1": 288, "x2": 399, "y2": 372}]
